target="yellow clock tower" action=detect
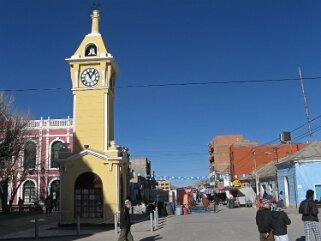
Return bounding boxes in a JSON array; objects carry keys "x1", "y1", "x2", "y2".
[
  {"x1": 58, "y1": 10, "x2": 129, "y2": 224},
  {"x1": 67, "y1": 10, "x2": 117, "y2": 153}
]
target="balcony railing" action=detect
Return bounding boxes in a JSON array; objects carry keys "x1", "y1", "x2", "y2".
[{"x1": 27, "y1": 117, "x2": 73, "y2": 129}]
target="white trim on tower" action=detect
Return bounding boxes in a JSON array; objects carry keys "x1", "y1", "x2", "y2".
[
  {"x1": 102, "y1": 69, "x2": 105, "y2": 86},
  {"x1": 74, "y1": 71, "x2": 78, "y2": 88},
  {"x1": 73, "y1": 95, "x2": 76, "y2": 132},
  {"x1": 104, "y1": 93, "x2": 108, "y2": 152}
]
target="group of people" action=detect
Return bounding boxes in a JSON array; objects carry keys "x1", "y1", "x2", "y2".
[{"x1": 256, "y1": 189, "x2": 321, "y2": 241}]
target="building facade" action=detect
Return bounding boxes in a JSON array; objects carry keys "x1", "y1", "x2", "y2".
[
  {"x1": 129, "y1": 158, "x2": 155, "y2": 203},
  {"x1": 276, "y1": 141, "x2": 321, "y2": 208},
  {"x1": 156, "y1": 180, "x2": 172, "y2": 191},
  {"x1": 130, "y1": 158, "x2": 151, "y2": 177},
  {"x1": 230, "y1": 143, "x2": 307, "y2": 180},
  {"x1": 14, "y1": 117, "x2": 73, "y2": 207},
  {"x1": 208, "y1": 134, "x2": 255, "y2": 187}
]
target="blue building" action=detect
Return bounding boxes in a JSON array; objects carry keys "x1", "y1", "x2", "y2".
[{"x1": 276, "y1": 141, "x2": 321, "y2": 208}]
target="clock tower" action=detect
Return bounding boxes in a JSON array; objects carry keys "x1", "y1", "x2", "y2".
[
  {"x1": 58, "y1": 10, "x2": 129, "y2": 224},
  {"x1": 66, "y1": 9, "x2": 118, "y2": 153}
]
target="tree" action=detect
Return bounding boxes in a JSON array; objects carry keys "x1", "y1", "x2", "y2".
[{"x1": 0, "y1": 92, "x2": 29, "y2": 213}]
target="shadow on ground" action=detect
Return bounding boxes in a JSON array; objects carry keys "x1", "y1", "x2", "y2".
[
  {"x1": 295, "y1": 236, "x2": 305, "y2": 241},
  {"x1": 0, "y1": 234, "x2": 93, "y2": 241},
  {"x1": 140, "y1": 234, "x2": 162, "y2": 241}
]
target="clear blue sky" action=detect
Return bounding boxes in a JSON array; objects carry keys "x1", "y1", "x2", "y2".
[{"x1": 1, "y1": 0, "x2": 321, "y2": 186}]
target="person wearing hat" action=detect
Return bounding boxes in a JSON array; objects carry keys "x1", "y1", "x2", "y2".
[
  {"x1": 118, "y1": 200, "x2": 134, "y2": 241},
  {"x1": 256, "y1": 199, "x2": 274, "y2": 241},
  {"x1": 271, "y1": 201, "x2": 291, "y2": 241}
]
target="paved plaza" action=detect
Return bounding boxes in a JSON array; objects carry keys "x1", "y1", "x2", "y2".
[{"x1": 0, "y1": 207, "x2": 318, "y2": 241}]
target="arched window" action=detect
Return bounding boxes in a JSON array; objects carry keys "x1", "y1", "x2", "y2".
[
  {"x1": 75, "y1": 172, "x2": 103, "y2": 218},
  {"x1": 51, "y1": 141, "x2": 66, "y2": 168},
  {"x1": 23, "y1": 180, "x2": 35, "y2": 204},
  {"x1": 85, "y1": 43, "x2": 97, "y2": 56},
  {"x1": 24, "y1": 142, "x2": 36, "y2": 169},
  {"x1": 50, "y1": 180, "x2": 60, "y2": 211}
]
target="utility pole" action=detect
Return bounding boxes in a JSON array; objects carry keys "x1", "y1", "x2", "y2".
[
  {"x1": 298, "y1": 66, "x2": 313, "y2": 143},
  {"x1": 253, "y1": 149, "x2": 259, "y2": 199}
]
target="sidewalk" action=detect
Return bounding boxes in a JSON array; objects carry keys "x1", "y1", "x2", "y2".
[
  {"x1": 0, "y1": 211, "x2": 159, "y2": 241},
  {"x1": 0, "y1": 206, "x2": 315, "y2": 241}
]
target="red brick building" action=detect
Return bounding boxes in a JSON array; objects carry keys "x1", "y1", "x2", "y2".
[
  {"x1": 230, "y1": 143, "x2": 307, "y2": 180},
  {"x1": 208, "y1": 134, "x2": 256, "y2": 185}
]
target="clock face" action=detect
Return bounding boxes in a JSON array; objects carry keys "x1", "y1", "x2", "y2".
[{"x1": 80, "y1": 68, "x2": 100, "y2": 87}]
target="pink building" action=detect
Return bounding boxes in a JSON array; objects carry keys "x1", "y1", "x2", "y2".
[{"x1": 14, "y1": 117, "x2": 73, "y2": 207}]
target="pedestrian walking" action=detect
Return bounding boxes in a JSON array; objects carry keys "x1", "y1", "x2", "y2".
[
  {"x1": 299, "y1": 189, "x2": 321, "y2": 241},
  {"x1": 118, "y1": 200, "x2": 134, "y2": 241},
  {"x1": 256, "y1": 199, "x2": 274, "y2": 241},
  {"x1": 18, "y1": 197, "x2": 24, "y2": 213},
  {"x1": 271, "y1": 201, "x2": 291, "y2": 241},
  {"x1": 279, "y1": 191, "x2": 284, "y2": 202},
  {"x1": 45, "y1": 195, "x2": 53, "y2": 214}
]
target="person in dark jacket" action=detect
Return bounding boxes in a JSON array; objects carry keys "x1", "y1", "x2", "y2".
[
  {"x1": 118, "y1": 200, "x2": 134, "y2": 241},
  {"x1": 256, "y1": 199, "x2": 274, "y2": 241},
  {"x1": 45, "y1": 195, "x2": 53, "y2": 214},
  {"x1": 271, "y1": 201, "x2": 291, "y2": 241},
  {"x1": 299, "y1": 189, "x2": 321, "y2": 241}
]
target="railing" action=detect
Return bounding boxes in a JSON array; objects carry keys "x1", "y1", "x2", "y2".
[{"x1": 28, "y1": 118, "x2": 73, "y2": 129}]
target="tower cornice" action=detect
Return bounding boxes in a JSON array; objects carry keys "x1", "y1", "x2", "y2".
[{"x1": 65, "y1": 56, "x2": 119, "y2": 75}]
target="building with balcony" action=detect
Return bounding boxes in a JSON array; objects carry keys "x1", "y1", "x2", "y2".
[{"x1": 13, "y1": 117, "x2": 73, "y2": 207}]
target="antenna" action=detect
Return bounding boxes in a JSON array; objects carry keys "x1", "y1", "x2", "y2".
[{"x1": 298, "y1": 66, "x2": 313, "y2": 143}]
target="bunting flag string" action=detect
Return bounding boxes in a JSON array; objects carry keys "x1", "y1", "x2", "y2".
[{"x1": 132, "y1": 172, "x2": 211, "y2": 181}]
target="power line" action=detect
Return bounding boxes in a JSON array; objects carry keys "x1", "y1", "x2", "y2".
[
  {"x1": 118, "y1": 76, "x2": 321, "y2": 89},
  {"x1": 229, "y1": 114, "x2": 321, "y2": 170},
  {"x1": 1, "y1": 76, "x2": 321, "y2": 92}
]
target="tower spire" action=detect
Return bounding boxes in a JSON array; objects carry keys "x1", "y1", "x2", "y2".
[{"x1": 91, "y1": 10, "x2": 100, "y2": 34}]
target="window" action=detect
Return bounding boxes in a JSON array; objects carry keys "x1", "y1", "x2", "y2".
[
  {"x1": 51, "y1": 141, "x2": 66, "y2": 168},
  {"x1": 315, "y1": 185, "x2": 321, "y2": 201},
  {"x1": 85, "y1": 43, "x2": 97, "y2": 56},
  {"x1": 24, "y1": 142, "x2": 36, "y2": 169},
  {"x1": 74, "y1": 172, "x2": 103, "y2": 218},
  {"x1": 23, "y1": 180, "x2": 35, "y2": 204}
]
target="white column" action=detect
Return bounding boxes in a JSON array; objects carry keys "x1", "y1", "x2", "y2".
[
  {"x1": 38, "y1": 130, "x2": 42, "y2": 202},
  {"x1": 73, "y1": 95, "x2": 76, "y2": 132},
  {"x1": 74, "y1": 71, "x2": 78, "y2": 88},
  {"x1": 104, "y1": 93, "x2": 108, "y2": 152},
  {"x1": 45, "y1": 121, "x2": 50, "y2": 197},
  {"x1": 116, "y1": 163, "x2": 119, "y2": 213},
  {"x1": 102, "y1": 69, "x2": 105, "y2": 86}
]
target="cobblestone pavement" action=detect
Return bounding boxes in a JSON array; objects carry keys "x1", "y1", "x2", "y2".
[{"x1": 0, "y1": 207, "x2": 319, "y2": 241}]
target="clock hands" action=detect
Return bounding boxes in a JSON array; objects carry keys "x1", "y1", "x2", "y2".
[
  {"x1": 88, "y1": 69, "x2": 96, "y2": 80},
  {"x1": 88, "y1": 69, "x2": 94, "y2": 78},
  {"x1": 81, "y1": 68, "x2": 99, "y2": 87}
]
